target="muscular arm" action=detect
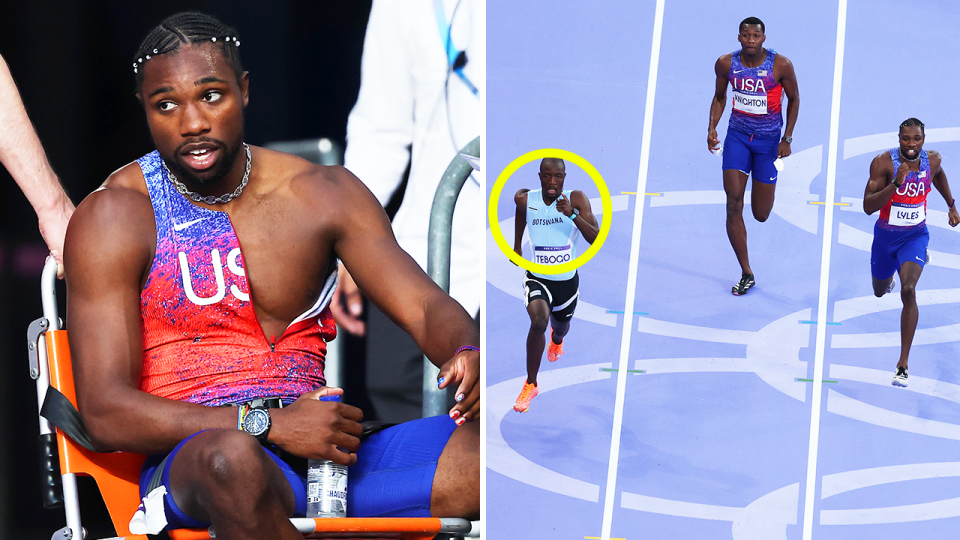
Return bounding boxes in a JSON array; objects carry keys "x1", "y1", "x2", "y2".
[
  {"x1": 65, "y1": 181, "x2": 234, "y2": 455},
  {"x1": 569, "y1": 191, "x2": 600, "y2": 244},
  {"x1": 67, "y1": 172, "x2": 363, "y2": 463},
  {"x1": 863, "y1": 153, "x2": 898, "y2": 215},
  {"x1": 513, "y1": 189, "x2": 529, "y2": 258},
  {"x1": 929, "y1": 151, "x2": 960, "y2": 226},
  {"x1": 329, "y1": 168, "x2": 480, "y2": 420},
  {"x1": 776, "y1": 54, "x2": 800, "y2": 158},
  {"x1": 0, "y1": 53, "x2": 75, "y2": 266},
  {"x1": 707, "y1": 55, "x2": 730, "y2": 153}
]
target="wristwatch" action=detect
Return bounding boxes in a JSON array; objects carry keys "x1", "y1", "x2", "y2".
[
  {"x1": 782, "y1": 136, "x2": 793, "y2": 144},
  {"x1": 242, "y1": 406, "x2": 272, "y2": 442},
  {"x1": 571, "y1": 208, "x2": 580, "y2": 220}
]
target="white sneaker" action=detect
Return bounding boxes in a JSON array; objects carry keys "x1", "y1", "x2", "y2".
[{"x1": 892, "y1": 366, "x2": 908, "y2": 387}]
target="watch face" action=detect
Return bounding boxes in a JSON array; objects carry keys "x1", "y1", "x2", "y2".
[{"x1": 243, "y1": 408, "x2": 270, "y2": 437}]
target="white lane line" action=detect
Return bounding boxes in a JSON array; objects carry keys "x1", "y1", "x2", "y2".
[
  {"x1": 599, "y1": 0, "x2": 666, "y2": 538},
  {"x1": 821, "y1": 461, "x2": 960, "y2": 499},
  {"x1": 802, "y1": 1, "x2": 848, "y2": 539}
]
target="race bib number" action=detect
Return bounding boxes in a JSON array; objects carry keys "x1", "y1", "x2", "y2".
[
  {"x1": 534, "y1": 245, "x2": 573, "y2": 265},
  {"x1": 732, "y1": 90, "x2": 768, "y2": 115},
  {"x1": 889, "y1": 202, "x2": 925, "y2": 227}
]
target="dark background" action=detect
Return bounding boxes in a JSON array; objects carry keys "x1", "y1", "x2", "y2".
[{"x1": 0, "y1": 1, "x2": 381, "y2": 536}]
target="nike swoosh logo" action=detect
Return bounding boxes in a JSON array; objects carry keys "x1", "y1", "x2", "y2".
[
  {"x1": 174, "y1": 218, "x2": 205, "y2": 232},
  {"x1": 734, "y1": 69, "x2": 745, "y2": 73}
]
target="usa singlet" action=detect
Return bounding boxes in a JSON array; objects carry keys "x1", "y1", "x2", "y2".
[
  {"x1": 526, "y1": 188, "x2": 580, "y2": 281},
  {"x1": 878, "y1": 148, "x2": 932, "y2": 232},
  {"x1": 137, "y1": 151, "x2": 338, "y2": 406},
  {"x1": 728, "y1": 49, "x2": 783, "y2": 137}
]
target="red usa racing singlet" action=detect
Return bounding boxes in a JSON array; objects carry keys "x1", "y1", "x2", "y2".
[
  {"x1": 878, "y1": 148, "x2": 932, "y2": 232},
  {"x1": 137, "y1": 150, "x2": 337, "y2": 406},
  {"x1": 727, "y1": 49, "x2": 783, "y2": 137}
]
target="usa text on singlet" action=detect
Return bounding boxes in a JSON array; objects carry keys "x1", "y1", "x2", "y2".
[
  {"x1": 137, "y1": 151, "x2": 338, "y2": 406},
  {"x1": 878, "y1": 148, "x2": 932, "y2": 232},
  {"x1": 727, "y1": 49, "x2": 783, "y2": 138}
]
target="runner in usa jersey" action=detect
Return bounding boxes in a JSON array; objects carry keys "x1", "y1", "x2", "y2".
[
  {"x1": 863, "y1": 119, "x2": 960, "y2": 388},
  {"x1": 707, "y1": 16, "x2": 799, "y2": 296},
  {"x1": 727, "y1": 49, "x2": 783, "y2": 137},
  {"x1": 877, "y1": 147, "x2": 932, "y2": 232}
]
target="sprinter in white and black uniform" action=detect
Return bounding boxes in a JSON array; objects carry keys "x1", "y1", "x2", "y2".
[
  {"x1": 863, "y1": 118, "x2": 960, "y2": 387},
  {"x1": 511, "y1": 158, "x2": 600, "y2": 413},
  {"x1": 708, "y1": 16, "x2": 800, "y2": 295}
]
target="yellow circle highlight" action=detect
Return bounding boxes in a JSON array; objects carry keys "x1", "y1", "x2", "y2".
[{"x1": 488, "y1": 148, "x2": 612, "y2": 275}]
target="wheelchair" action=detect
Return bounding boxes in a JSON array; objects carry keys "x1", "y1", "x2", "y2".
[{"x1": 28, "y1": 256, "x2": 475, "y2": 540}]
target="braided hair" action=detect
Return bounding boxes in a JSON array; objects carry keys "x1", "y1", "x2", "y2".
[
  {"x1": 133, "y1": 12, "x2": 243, "y2": 90},
  {"x1": 900, "y1": 117, "x2": 925, "y2": 134}
]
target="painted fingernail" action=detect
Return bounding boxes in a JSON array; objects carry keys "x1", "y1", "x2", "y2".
[
  {"x1": 450, "y1": 410, "x2": 460, "y2": 419},
  {"x1": 455, "y1": 417, "x2": 466, "y2": 426},
  {"x1": 437, "y1": 377, "x2": 445, "y2": 387},
  {"x1": 456, "y1": 393, "x2": 464, "y2": 402}
]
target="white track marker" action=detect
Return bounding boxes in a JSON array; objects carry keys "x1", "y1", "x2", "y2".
[
  {"x1": 599, "y1": 1, "x2": 666, "y2": 539},
  {"x1": 802, "y1": 1, "x2": 848, "y2": 539}
]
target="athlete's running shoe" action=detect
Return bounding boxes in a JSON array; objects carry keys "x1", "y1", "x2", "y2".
[
  {"x1": 547, "y1": 329, "x2": 564, "y2": 362},
  {"x1": 892, "y1": 366, "x2": 909, "y2": 387},
  {"x1": 513, "y1": 381, "x2": 539, "y2": 412},
  {"x1": 885, "y1": 278, "x2": 896, "y2": 295},
  {"x1": 732, "y1": 273, "x2": 756, "y2": 296}
]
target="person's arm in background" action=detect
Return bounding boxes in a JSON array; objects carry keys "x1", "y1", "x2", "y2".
[
  {"x1": 331, "y1": 0, "x2": 415, "y2": 334},
  {"x1": 0, "y1": 53, "x2": 75, "y2": 272}
]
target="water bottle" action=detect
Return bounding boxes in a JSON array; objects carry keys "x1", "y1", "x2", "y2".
[{"x1": 306, "y1": 395, "x2": 348, "y2": 518}]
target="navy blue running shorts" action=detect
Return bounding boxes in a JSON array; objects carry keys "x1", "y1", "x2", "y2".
[
  {"x1": 722, "y1": 129, "x2": 781, "y2": 184},
  {"x1": 870, "y1": 222, "x2": 929, "y2": 280},
  {"x1": 138, "y1": 415, "x2": 457, "y2": 529}
]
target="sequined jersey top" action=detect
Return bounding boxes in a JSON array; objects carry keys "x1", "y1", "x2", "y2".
[
  {"x1": 878, "y1": 148, "x2": 932, "y2": 232},
  {"x1": 137, "y1": 150, "x2": 338, "y2": 406},
  {"x1": 727, "y1": 49, "x2": 784, "y2": 138}
]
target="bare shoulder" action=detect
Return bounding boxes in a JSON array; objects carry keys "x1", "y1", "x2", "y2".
[
  {"x1": 99, "y1": 161, "x2": 150, "y2": 194},
  {"x1": 928, "y1": 149, "x2": 943, "y2": 172},
  {"x1": 570, "y1": 189, "x2": 593, "y2": 206},
  {"x1": 77, "y1": 161, "x2": 152, "y2": 221},
  {"x1": 66, "y1": 163, "x2": 155, "y2": 274},
  {"x1": 514, "y1": 189, "x2": 529, "y2": 205},
  {"x1": 774, "y1": 53, "x2": 796, "y2": 78},
  {"x1": 773, "y1": 52, "x2": 794, "y2": 66},
  {"x1": 715, "y1": 53, "x2": 732, "y2": 75},
  {"x1": 870, "y1": 150, "x2": 894, "y2": 174}
]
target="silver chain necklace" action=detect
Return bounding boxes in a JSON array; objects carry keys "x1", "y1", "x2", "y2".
[
  {"x1": 899, "y1": 148, "x2": 921, "y2": 163},
  {"x1": 162, "y1": 143, "x2": 252, "y2": 204}
]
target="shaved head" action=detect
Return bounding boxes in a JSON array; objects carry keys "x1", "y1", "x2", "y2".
[{"x1": 540, "y1": 158, "x2": 565, "y2": 172}]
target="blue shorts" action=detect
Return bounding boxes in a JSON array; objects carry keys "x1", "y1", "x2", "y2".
[
  {"x1": 870, "y1": 222, "x2": 929, "y2": 280},
  {"x1": 722, "y1": 129, "x2": 781, "y2": 184},
  {"x1": 139, "y1": 415, "x2": 457, "y2": 529}
]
